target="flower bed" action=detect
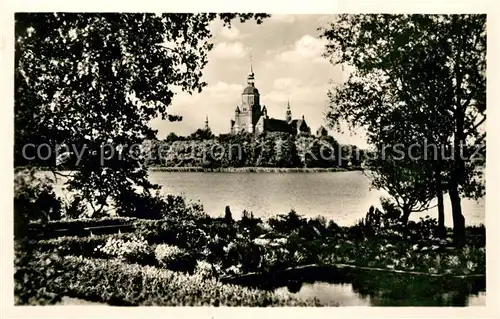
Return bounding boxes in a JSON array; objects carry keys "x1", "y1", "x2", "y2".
[
  {"x1": 33, "y1": 213, "x2": 486, "y2": 279},
  {"x1": 15, "y1": 252, "x2": 324, "y2": 306},
  {"x1": 17, "y1": 208, "x2": 485, "y2": 307},
  {"x1": 36, "y1": 233, "x2": 138, "y2": 258}
]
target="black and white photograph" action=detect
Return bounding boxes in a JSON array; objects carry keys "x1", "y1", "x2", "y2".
[{"x1": 5, "y1": 4, "x2": 495, "y2": 312}]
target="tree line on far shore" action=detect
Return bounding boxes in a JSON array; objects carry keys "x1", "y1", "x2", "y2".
[{"x1": 143, "y1": 131, "x2": 365, "y2": 169}]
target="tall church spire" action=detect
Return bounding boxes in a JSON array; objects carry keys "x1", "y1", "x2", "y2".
[
  {"x1": 249, "y1": 49, "x2": 254, "y2": 75},
  {"x1": 205, "y1": 114, "x2": 209, "y2": 131},
  {"x1": 247, "y1": 49, "x2": 255, "y2": 86}
]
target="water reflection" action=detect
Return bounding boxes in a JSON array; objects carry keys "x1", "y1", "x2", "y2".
[{"x1": 228, "y1": 266, "x2": 486, "y2": 306}]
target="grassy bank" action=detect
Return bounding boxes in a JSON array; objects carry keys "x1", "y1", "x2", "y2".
[
  {"x1": 15, "y1": 250, "x2": 325, "y2": 306},
  {"x1": 148, "y1": 166, "x2": 362, "y2": 173}
]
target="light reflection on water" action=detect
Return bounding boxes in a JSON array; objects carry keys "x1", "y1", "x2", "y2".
[
  {"x1": 228, "y1": 266, "x2": 486, "y2": 307},
  {"x1": 42, "y1": 170, "x2": 485, "y2": 227},
  {"x1": 276, "y1": 282, "x2": 371, "y2": 306},
  {"x1": 284, "y1": 281, "x2": 485, "y2": 307},
  {"x1": 150, "y1": 171, "x2": 484, "y2": 227}
]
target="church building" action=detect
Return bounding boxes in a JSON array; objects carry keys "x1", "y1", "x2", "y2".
[{"x1": 230, "y1": 65, "x2": 311, "y2": 136}]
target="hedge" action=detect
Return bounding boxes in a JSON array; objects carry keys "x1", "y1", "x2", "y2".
[
  {"x1": 36, "y1": 233, "x2": 137, "y2": 258},
  {"x1": 28, "y1": 217, "x2": 137, "y2": 238},
  {"x1": 16, "y1": 254, "x2": 326, "y2": 306},
  {"x1": 30, "y1": 216, "x2": 137, "y2": 230}
]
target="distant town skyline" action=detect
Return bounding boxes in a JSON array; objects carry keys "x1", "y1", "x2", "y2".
[{"x1": 149, "y1": 14, "x2": 369, "y2": 148}]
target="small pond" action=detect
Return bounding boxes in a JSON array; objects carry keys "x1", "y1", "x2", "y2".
[{"x1": 224, "y1": 266, "x2": 486, "y2": 306}]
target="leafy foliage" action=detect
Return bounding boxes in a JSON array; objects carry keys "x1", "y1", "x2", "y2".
[
  {"x1": 150, "y1": 132, "x2": 360, "y2": 169},
  {"x1": 96, "y1": 234, "x2": 152, "y2": 263},
  {"x1": 15, "y1": 13, "x2": 269, "y2": 216},
  {"x1": 154, "y1": 244, "x2": 196, "y2": 272},
  {"x1": 16, "y1": 253, "x2": 323, "y2": 306},
  {"x1": 320, "y1": 14, "x2": 486, "y2": 238},
  {"x1": 115, "y1": 190, "x2": 207, "y2": 220},
  {"x1": 14, "y1": 168, "x2": 62, "y2": 238}
]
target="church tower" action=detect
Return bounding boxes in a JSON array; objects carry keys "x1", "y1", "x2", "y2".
[{"x1": 239, "y1": 54, "x2": 261, "y2": 133}]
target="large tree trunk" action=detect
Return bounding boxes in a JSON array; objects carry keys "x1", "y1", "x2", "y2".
[
  {"x1": 436, "y1": 191, "x2": 445, "y2": 238},
  {"x1": 449, "y1": 178, "x2": 465, "y2": 246},
  {"x1": 450, "y1": 109, "x2": 466, "y2": 245},
  {"x1": 435, "y1": 164, "x2": 446, "y2": 238},
  {"x1": 449, "y1": 17, "x2": 467, "y2": 246},
  {"x1": 401, "y1": 206, "x2": 411, "y2": 224}
]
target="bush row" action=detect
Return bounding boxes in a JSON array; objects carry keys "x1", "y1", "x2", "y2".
[
  {"x1": 36, "y1": 233, "x2": 139, "y2": 258},
  {"x1": 29, "y1": 216, "x2": 137, "y2": 230},
  {"x1": 33, "y1": 208, "x2": 486, "y2": 275},
  {"x1": 16, "y1": 253, "x2": 325, "y2": 306}
]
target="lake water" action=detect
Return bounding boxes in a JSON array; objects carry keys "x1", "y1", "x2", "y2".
[
  {"x1": 148, "y1": 171, "x2": 484, "y2": 227},
  {"x1": 228, "y1": 266, "x2": 486, "y2": 306},
  {"x1": 280, "y1": 280, "x2": 486, "y2": 306},
  {"x1": 44, "y1": 170, "x2": 484, "y2": 227}
]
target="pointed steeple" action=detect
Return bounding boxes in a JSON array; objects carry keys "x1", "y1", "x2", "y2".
[
  {"x1": 249, "y1": 49, "x2": 254, "y2": 75},
  {"x1": 247, "y1": 49, "x2": 255, "y2": 86}
]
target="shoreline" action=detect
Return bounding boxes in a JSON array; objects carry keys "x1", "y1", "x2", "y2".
[
  {"x1": 25, "y1": 166, "x2": 365, "y2": 173},
  {"x1": 148, "y1": 166, "x2": 364, "y2": 173}
]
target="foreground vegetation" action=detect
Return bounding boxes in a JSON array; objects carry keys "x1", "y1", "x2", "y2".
[
  {"x1": 15, "y1": 249, "x2": 322, "y2": 306},
  {"x1": 15, "y1": 190, "x2": 485, "y2": 305}
]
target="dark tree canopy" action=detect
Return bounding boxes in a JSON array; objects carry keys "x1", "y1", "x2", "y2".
[
  {"x1": 320, "y1": 14, "x2": 485, "y2": 239},
  {"x1": 15, "y1": 13, "x2": 269, "y2": 215}
]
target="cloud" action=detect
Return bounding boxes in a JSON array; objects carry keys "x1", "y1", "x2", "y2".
[
  {"x1": 273, "y1": 77, "x2": 301, "y2": 90},
  {"x1": 211, "y1": 42, "x2": 247, "y2": 59},
  {"x1": 150, "y1": 81, "x2": 244, "y2": 138},
  {"x1": 262, "y1": 82, "x2": 329, "y2": 106},
  {"x1": 270, "y1": 14, "x2": 296, "y2": 24},
  {"x1": 173, "y1": 81, "x2": 243, "y2": 105},
  {"x1": 219, "y1": 25, "x2": 241, "y2": 40},
  {"x1": 209, "y1": 20, "x2": 247, "y2": 41},
  {"x1": 275, "y1": 35, "x2": 328, "y2": 63}
]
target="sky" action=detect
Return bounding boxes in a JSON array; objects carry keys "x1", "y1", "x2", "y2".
[{"x1": 149, "y1": 14, "x2": 369, "y2": 148}]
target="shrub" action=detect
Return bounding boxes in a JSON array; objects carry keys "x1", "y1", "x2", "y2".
[
  {"x1": 14, "y1": 250, "x2": 62, "y2": 304},
  {"x1": 37, "y1": 235, "x2": 110, "y2": 258},
  {"x1": 260, "y1": 247, "x2": 292, "y2": 273},
  {"x1": 16, "y1": 253, "x2": 325, "y2": 306},
  {"x1": 30, "y1": 216, "x2": 137, "y2": 230},
  {"x1": 14, "y1": 168, "x2": 62, "y2": 238},
  {"x1": 154, "y1": 244, "x2": 196, "y2": 272},
  {"x1": 194, "y1": 260, "x2": 219, "y2": 279},
  {"x1": 268, "y1": 210, "x2": 308, "y2": 235},
  {"x1": 61, "y1": 195, "x2": 87, "y2": 219},
  {"x1": 29, "y1": 216, "x2": 137, "y2": 238},
  {"x1": 35, "y1": 233, "x2": 145, "y2": 259},
  {"x1": 133, "y1": 219, "x2": 209, "y2": 249},
  {"x1": 97, "y1": 234, "x2": 152, "y2": 264},
  {"x1": 115, "y1": 190, "x2": 207, "y2": 220},
  {"x1": 222, "y1": 237, "x2": 263, "y2": 273},
  {"x1": 238, "y1": 210, "x2": 264, "y2": 238}
]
